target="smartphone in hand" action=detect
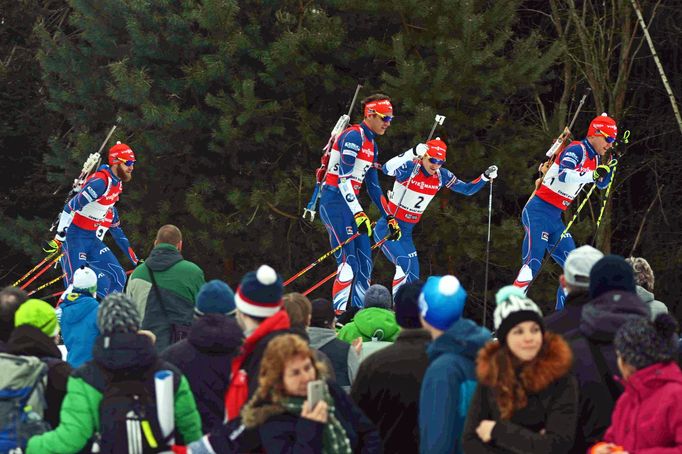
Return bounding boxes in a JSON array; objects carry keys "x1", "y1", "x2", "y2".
[{"x1": 307, "y1": 380, "x2": 325, "y2": 411}]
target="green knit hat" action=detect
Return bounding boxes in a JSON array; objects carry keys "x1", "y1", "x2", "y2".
[{"x1": 14, "y1": 298, "x2": 59, "y2": 337}]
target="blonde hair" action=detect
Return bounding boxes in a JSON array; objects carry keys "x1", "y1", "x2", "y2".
[
  {"x1": 626, "y1": 256, "x2": 655, "y2": 292},
  {"x1": 252, "y1": 334, "x2": 327, "y2": 404}
]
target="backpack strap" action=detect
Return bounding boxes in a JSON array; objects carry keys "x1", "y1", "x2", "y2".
[
  {"x1": 585, "y1": 338, "x2": 622, "y2": 403},
  {"x1": 147, "y1": 268, "x2": 169, "y2": 318}
]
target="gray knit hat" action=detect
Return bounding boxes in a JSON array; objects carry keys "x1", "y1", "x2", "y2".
[
  {"x1": 615, "y1": 313, "x2": 679, "y2": 370},
  {"x1": 364, "y1": 284, "x2": 392, "y2": 310},
  {"x1": 97, "y1": 292, "x2": 141, "y2": 335}
]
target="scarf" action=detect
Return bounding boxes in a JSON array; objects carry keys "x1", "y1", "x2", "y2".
[{"x1": 281, "y1": 387, "x2": 352, "y2": 454}]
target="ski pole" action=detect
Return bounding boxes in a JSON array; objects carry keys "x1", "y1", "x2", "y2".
[
  {"x1": 27, "y1": 273, "x2": 66, "y2": 296},
  {"x1": 483, "y1": 180, "x2": 493, "y2": 327},
  {"x1": 20, "y1": 254, "x2": 63, "y2": 290},
  {"x1": 392, "y1": 114, "x2": 446, "y2": 217},
  {"x1": 12, "y1": 249, "x2": 61, "y2": 287},
  {"x1": 284, "y1": 232, "x2": 363, "y2": 286},
  {"x1": 526, "y1": 184, "x2": 597, "y2": 293},
  {"x1": 302, "y1": 235, "x2": 392, "y2": 296},
  {"x1": 592, "y1": 130, "x2": 629, "y2": 246}
]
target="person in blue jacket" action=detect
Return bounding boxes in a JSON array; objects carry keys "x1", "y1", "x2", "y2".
[
  {"x1": 57, "y1": 265, "x2": 100, "y2": 367},
  {"x1": 418, "y1": 274, "x2": 491, "y2": 454}
]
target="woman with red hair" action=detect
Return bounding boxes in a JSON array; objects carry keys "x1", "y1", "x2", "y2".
[{"x1": 241, "y1": 334, "x2": 381, "y2": 453}]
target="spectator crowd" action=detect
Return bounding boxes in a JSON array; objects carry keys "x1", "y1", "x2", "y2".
[{"x1": 1, "y1": 224, "x2": 680, "y2": 454}]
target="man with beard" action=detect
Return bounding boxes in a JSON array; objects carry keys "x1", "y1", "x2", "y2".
[{"x1": 55, "y1": 142, "x2": 139, "y2": 298}]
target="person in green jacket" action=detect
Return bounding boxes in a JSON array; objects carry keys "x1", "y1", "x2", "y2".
[
  {"x1": 126, "y1": 224, "x2": 205, "y2": 352},
  {"x1": 27, "y1": 292, "x2": 202, "y2": 454},
  {"x1": 338, "y1": 285, "x2": 400, "y2": 343}
]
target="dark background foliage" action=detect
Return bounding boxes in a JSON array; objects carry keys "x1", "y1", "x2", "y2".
[{"x1": 1, "y1": 0, "x2": 680, "y2": 328}]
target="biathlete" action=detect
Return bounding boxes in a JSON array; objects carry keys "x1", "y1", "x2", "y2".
[
  {"x1": 375, "y1": 138, "x2": 498, "y2": 295},
  {"x1": 54, "y1": 142, "x2": 139, "y2": 298},
  {"x1": 319, "y1": 94, "x2": 400, "y2": 311},
  {"x1": 513, "y1": 113, "x2": 618, "y2": 309}
]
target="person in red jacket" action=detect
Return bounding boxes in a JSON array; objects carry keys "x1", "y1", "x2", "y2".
[{"x1": 592, "y1": 313, "x2": 682, "y2": 454}]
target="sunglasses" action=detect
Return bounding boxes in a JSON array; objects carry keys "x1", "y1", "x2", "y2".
[
  {"x1": 117, "y1": 158, "x2": 136, "y2": 167},
  {"x1": 374, "y1": 111, "x2": 393, "y2": 123},
  {"x1": 597, "y1": 130, "x2": 616, "y2": 144},
  {"x1": 428, "y1": 157, "x2": 445, "y2": 165}
]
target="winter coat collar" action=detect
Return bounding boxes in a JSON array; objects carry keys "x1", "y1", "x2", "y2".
[
  {"x1": 623, "y1": 361, "x2": 682, "y2": 400},
  {"x1": 93, "y1": 331, "x2": 157, "y2": 372},
  {"x1": 308, "y1": 326, "x2": 338, "y2": 349},
  {"x1": 580, "y1": 290, "x2": 649, "y2": 341},
  {"x1": 428, "y1": 318, "x2": 491, "y2": 363},
  {"x1": 241, "y1": 310, "x2": 291, "y2": 356},
  {"x1": 189, "y1": 314, "x2": 243, "y2": 353},
  {"x1": 145, "y1": 243, "x2": 184, "y2": 272},
  {"x1": 6, "y1": 324, "x2": 62, "y2": 359},
  {"x1": 477, "y1": 332, "x2": 573, "y2": 394}
]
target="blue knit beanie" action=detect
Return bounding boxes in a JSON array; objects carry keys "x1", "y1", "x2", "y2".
[
  {"x1": 195, "y1": 280, "x2": 236, "y2": 316},
  {"x1": 418, "y1": 275, "x2": 466, "y2": 331}
]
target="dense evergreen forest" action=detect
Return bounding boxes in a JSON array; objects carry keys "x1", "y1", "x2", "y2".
[{"x1": 1, "y1": 0, "x2": 680, "y2": 327}]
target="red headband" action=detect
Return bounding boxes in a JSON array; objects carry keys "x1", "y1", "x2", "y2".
[{"x1": 364, "y1": 99, "x2": 393, "y2": 118}]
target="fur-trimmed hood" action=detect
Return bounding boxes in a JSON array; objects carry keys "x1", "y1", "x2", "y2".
[
  {"x1": 476, "y1": 332, "x2": 573, "y2": 393},
  {"x1": 241, "y1": 400, "x2": 287, "y2": 428}
]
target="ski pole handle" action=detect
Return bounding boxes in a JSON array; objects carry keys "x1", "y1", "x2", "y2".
[{"x1": 427, "y1": 115, "x2": 446, "y2": 141}]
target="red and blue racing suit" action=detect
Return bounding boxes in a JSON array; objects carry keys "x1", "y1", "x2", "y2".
[
  {"x1": 514, "y1": 139, "x2": 613, "y2": 309},
  {"x1": 376, "y1": 151, "x2": 489, "y2": 296},
  {"x1": 319, "y1": 122, "x2": 388, "y2": 311},
  {"x1": 59, "y1": 165, "x2": 138, "y2": 298}
]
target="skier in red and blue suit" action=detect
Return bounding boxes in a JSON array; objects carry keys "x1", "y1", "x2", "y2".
[
  {"x1": 375, "y1": 138, "x2": 498, "y2": 296},
  {"x1": 319, "y1": 94, "x2": 400, "y2": 311},
  {"x1": 54, "y1": 142, "x2": 139, "y2": 298},
  {"x1": 513, "y1": 113, "x2": 618, "y2": 310}
]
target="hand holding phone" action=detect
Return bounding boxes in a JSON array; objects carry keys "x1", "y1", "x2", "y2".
[{"x1": 307, "y1": 380, "x2": 325, "y2": 411}]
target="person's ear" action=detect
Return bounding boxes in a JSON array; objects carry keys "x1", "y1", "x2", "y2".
[{"x1": 559, "y1": 274, "x2": 566, "y2": 289}]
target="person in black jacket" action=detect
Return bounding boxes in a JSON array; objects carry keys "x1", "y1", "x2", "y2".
[
  {"x1": 462, "y1": 287, "x2": 578, "y2": 453},
  {"x1": 351, "y1": 281, "x2": 428, "y2": 453},
  {"x1": 566, "y1": 255, "x2": 650, "y2": 453},
  {"x1": 241, "y1": 333, "x2": 382, "y2": 453},
  {"x1": 161, "y1": 279, "x2": 243, "y2": 433}
]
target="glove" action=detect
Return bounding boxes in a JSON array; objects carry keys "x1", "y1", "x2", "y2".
[
  {"x1": 386, "y1": 215, "x2": 402, "y2": 240},
  {"x1": 413, "y1": 143, "x2": 428, "y2": 158},
  {"x1": 43, "y1": 239, "x2": 62, "y2": 254},
  {"x1": 354, "y1": 211, "x2": 372, "y2": 236},
  {"x1": 593, "y1": 165, "x2": 610, "y2": 181},
  {"x1": 484, "y1": 165, "x2": 498, "y2": 180}
]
